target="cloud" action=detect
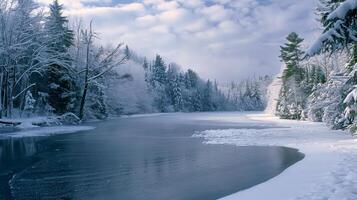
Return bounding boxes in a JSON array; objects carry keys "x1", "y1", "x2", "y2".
[
  {"x1": 36, "y1": 0, "x2": 319, "y2": 82},
  {"x1": 200, "y1": 5, "x2": 234, "y2": 22},
  {"x1": 158, "y1": 8, "x2": 191, "y2": 24},
  {"x1": 118, "y1": 2, "x2": 145, "y2": 13},
  {"x1": 156, "y1": 1, "x2": 179, "y2": 11}
]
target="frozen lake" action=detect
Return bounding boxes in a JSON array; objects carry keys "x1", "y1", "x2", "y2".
[{"x1": 0, "y1": 112, "x2": 304, "y2": 200}]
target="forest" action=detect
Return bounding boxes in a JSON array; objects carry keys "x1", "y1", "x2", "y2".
[
  {"x1": 0, "y1": 0, "x2": 270, "y2": 121},
  {"x1": 276, "y1": 0, "x2": 357, "y2": 133}
]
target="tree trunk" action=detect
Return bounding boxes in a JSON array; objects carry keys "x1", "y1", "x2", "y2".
[
  {"x1": 8, "y1": 65, "x2": 16, "y2": 118},
  {"x1": 4, "y1": 72, "x2": 9, "y2": 117},
  {"x1": 0, "y1": 72, "x2": 3, "y2": 118},
  {"x1": 79, "y1": 82, "x2": 88, "y2": 120},
  {"x1": 79, "y1": 28, "x2": 92, "y2": 120}
]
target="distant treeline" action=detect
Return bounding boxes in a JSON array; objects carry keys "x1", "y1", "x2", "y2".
[{"x1": 0, "y1": 0, "x2": 270, "y2": 120}]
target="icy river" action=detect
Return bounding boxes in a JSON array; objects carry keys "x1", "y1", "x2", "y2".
[{"x1": 0, "y1": 112, "x2": 304, "y2": 200}]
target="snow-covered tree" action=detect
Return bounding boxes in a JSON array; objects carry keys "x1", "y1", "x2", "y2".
[
  {"x1": 0, "y1": 0, "x2": 245, "y2": 120},
  {"x1": 24, "y1": 90, "x2": 36, "y2": 117},
  {"x1": 166, "y1": 64, "x2": 183, "y2": 111},
  {"x1": 150, "y1": 55, "x2": 167, "y2": 86},
  {"x1": 308, "y1": 0, "x2": 357, "y2": 55},
  {"x1": 280, "y1": 32, "x2": 305, "y2": 81},
  {"x1": 277, "y1": 33, "x2": 307, "y2": 119},
  {"x1": 75, "y1": 21, "x2": 128, "y2": 119},
  {"x1": 37, "y1": 0, "x2": 78, "y2": 115},
  {"x1": 343, "y1": 84, "x2": 357, "y2": 133},
  {"x1": 45, "y1": 0, "x2": 74, "y2": 53},
  {"x1": 0, "y1": 0, "x2": 48, "y2": 117}
]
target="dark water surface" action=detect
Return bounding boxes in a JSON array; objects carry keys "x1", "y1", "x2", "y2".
[{"x1": 0, "y1": 113, "x2": 304, "y2": 200}]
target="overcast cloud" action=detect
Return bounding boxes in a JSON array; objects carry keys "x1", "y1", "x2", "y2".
[{"x1": 37, "y1": 0, "x2": 321, "y2": 82}]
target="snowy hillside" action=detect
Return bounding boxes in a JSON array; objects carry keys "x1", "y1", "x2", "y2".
[{"x1": 265, "y1": 65, "x2": 284, "y2": 115}]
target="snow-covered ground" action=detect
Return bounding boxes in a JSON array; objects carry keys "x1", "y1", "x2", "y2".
[
  {"x1": 0, "y1": 117, "x2": 95, "y2": 139},
  {"x1": 265, "y1": 64, "x2": 284, "y2": 115},
  {"x1": 0, "y1": 126, "x2": 95, "y2": 138},
  {"x1": 193, "y1": 113, "x2": 357, "y2": 200}
]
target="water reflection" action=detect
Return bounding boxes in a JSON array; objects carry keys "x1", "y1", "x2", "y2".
[
  {"x1": 0, "y1": 137, "x2": 41, "y2": 171},
  {"x1": 0, "y1": 137, "x2": 43, "y2": 200}
]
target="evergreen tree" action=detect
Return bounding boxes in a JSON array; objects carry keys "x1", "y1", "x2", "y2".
[
  {"x1": 280, "y1": 32, "x2": 305, "y2": 81},
  {"x1": 202, "y1": 80, "x2": 213, "y2": 111},
  {"x1": 39, "y1": 0, "x2": 77, "y2": 114},
  {"x1": 171, "y1": 76, "x2": 183, "y2": 111},
  {"x1": 184, "y1": 69, "x2": 199, "y2": 89},
  {"x1": 317, "y1": 0, "x2": 345, "y2": 27},
  {"x1": 166, "y1": 65, "x2": 183, "y2": 111},
  {"x1": 87, "y1": 79, "x2": 107, "y2": 119},
  {"x1": 24, "y1": 90, "x2": 36, "y2": 117},
  {"x1": 191, "y1": 89, "x2": 202, "y2": 112},
  {"x1": 147, "y1": 55, "x2": 171, "y2": 112},
  {"x1": 309, "y1": 0, "x2": 357, "y2": 55},
  {"x1": 45, "y1": 0, "x2": 74, "y2": 53},
  {"x1": 151, "y1": 55, "x2": 167, "y2": 86},
  {"x1": 277, "y1": 33, "x2": 306, "y2": 119}
]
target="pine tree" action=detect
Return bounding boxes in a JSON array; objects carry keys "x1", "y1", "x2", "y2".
[
  {"x1": 277, "y1": 33, "x2": 306, "y2": 119},
  {"x1": 24, "y1": 90, "x2": 36, "y2": 116},
  {"x1": 166, "y1": 65, "x2": 183, "y2": 111},
  {"x1": 45, "y1": 0, "x2": 74, "y2": 53},
  {"x1": 192, "y1": 89, "x2": 202, "y2": 112},
  {"x1": 151, "y1": 55, "x2": 167, "y2": 86},
  {"x1": 202, "y1": 80, "x2": 213, "y2": 111},
  {"x1": 317, "y1": 0, "x2": 345, "y2": 27},
  {"x1": 39, "y1": 0, "x2": 77, "y2": 115},
  {"x1": 184, "y1": 69, "x2": 199, "y2": 89},
  {"x1": 172, "y1": 76, "x2": 183, "y2": 111},
  {"x1": 309, "y1": 0, "x2": 357, "y2": 55},
  {"x1": 280, "y1": 32, "x2": 305, "y2": 81}
]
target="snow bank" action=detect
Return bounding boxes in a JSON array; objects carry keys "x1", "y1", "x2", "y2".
[
  {"x1": 121, "y1": 113, "x2": 165, "y2": 118},
  {"x1": 193, "y1": 113, "x2": 357, "y2": 200},
  {"x1": 0, "y1": 116, "x2": 95, "y2": 139},
  {"x1": 0, "y1": 126, "x2": 95, "y2": 138},
  {"x1": 0, "y1": 117, "x2": 61, "y2": 130}
]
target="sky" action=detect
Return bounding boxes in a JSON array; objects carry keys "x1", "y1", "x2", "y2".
[{"x1": 37, "y1": 0, "x2": 321, "y2": 82}]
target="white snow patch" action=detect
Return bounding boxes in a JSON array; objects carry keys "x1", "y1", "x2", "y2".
[
  {"x1": 193, "y1": 113, "x2": 357, "y2": 200},
  {"x1": 0, "y1": 126, "x2": 95, "y2": 138},
  {"x1": 121, "y1": 113, "x2": 166, "y2": 118},
  {"x1": 0, "y1": 117, "x2": 61, "y2": 129},
  {"x1": 327, "y1": 0, "x2": 357, "y2": 20},
  {"x1": 307, "y1": 20, "x2": 344, "y2": 56},
  {"x1": 343, "y1": 85, "x2": 357, "y2": 103},
  {"x1": 265, "y1": 64, "x2": 284, "y2": 115}
]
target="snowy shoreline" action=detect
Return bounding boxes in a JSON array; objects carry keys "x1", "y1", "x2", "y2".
[
  {"x1": 0, "y1": 113, "x2": 167, "y2": 139},
  {"x1": 194, "y1": 113, "x2": 357, "y2": 200},
  {"x1": 0, "y1": 117, "x2": 95, "y2": 139}
]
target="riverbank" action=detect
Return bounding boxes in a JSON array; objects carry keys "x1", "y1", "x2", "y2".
[
  {"x1": 0, "y1": 116, "x2": 95, "y2": 139},
  {"x1": 194, "y1": 113, "x2": 357, "y2": 200}
]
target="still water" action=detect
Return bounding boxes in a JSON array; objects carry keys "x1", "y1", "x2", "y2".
[{"x1": 0, "y1": 113, "x2": 304, "y2": 200}]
